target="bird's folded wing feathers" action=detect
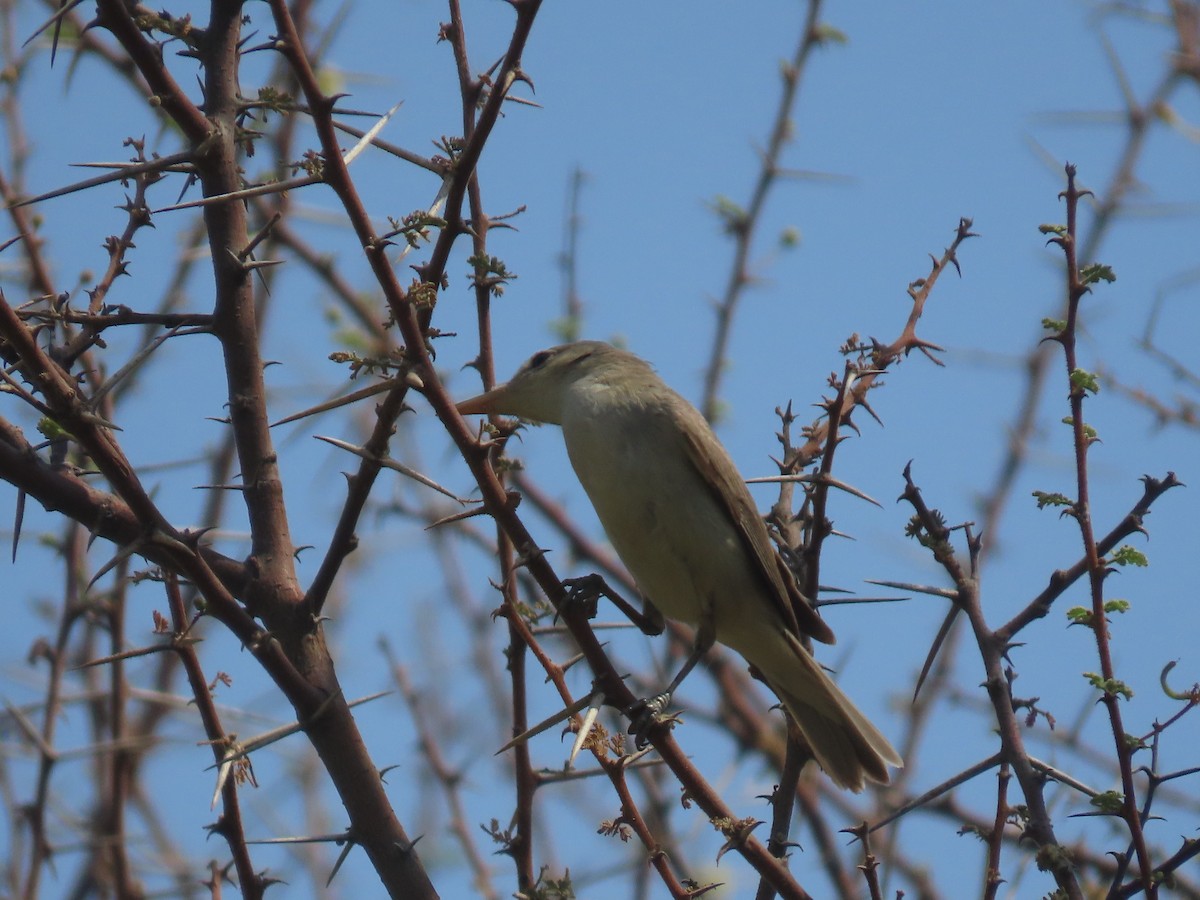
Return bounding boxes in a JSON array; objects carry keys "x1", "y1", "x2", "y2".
[
  {"x1": 679, "y1": 418, "x2": 836, "y2": 645},
  {"x1": 774, "y1": 553, "x2": 836, "y2": 645}
]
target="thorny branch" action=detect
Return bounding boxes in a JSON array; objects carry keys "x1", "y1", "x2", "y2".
[{"x1": 0, "y1": 2, "x2": 1195, "y2": 899}]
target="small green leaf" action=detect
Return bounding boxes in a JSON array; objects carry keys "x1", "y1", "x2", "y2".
[
  {"x1": 1090, "y1": 790, "x2": 1125, "y2": 814},
  {"x1": 1060, "y1": 416, "x2": 1098, "y2": 439},
  {"x1": 1084, "y1": 672, "x2": 1134, "y2": 700},
  {"x1": 1039, "y1": 223, "x2": 1067, "y2": 236},
  {"x1": 1123, "y1": 733, "x2": 1148, "y2": 751},
  {"x1": 37, "y1": 417, "x2": 74, "y2": 441},
  {"x1": 1033, "y1": 490, "x2": 1072, "y2": 509},
  {"x1": 1042, "y1": 317, "x2": 1066, "y2": 331},
  {"x1": 1066, "y1": 606, "x2": 1093, "y2": 627},
  {"x1": 1103, "y1": 599, "x2": 1130, "y2": 614},
  {"x1": 1079, "y1": 263, "x2": 1116, "y2": 285},
  {"x1": 1109, "y1": 545, "x2": 1148, "y2": 568},
  {"x1": 466, "y1": 253, "x2": 516, "y2": 297},
  {"x1": 1069, "y1": 368, "x2": 1100, "y2": 395}
]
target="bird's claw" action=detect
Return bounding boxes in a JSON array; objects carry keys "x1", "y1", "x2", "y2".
[
  {"x1": 623, "y1": 691, "x2": 675, "y2": 748},
  {"x1": 560, "y1": 574, "x2": 604, "y2": 621}
]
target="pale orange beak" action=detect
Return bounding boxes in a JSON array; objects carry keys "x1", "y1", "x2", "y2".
[{"x1": 456, "y1": 385, "x2": 508, "y2": 416}]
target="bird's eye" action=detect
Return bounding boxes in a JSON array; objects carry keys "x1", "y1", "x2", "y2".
[{"x1": 528, "y1": 349, "x2": 554, "y2": 370}]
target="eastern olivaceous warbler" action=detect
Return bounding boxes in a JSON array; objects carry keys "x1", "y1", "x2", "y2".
[{"x1": 457, "y1": 341, "x2": 900, "y2": 791}]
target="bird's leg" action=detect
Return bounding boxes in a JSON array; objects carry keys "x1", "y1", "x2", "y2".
[
  {"x1": 561, "y1": 573, "x2": 665, "y2": 636},
  {"x1": 624, "y1": 617, "x2": 716, "y2": 748}
]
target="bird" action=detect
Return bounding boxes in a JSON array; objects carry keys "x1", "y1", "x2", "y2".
[{"x1": 457, "y1": 340, "x2": 901, "y2": 791}]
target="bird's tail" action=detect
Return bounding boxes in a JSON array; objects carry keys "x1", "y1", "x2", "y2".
[{"x1": 764, "y1": 631, "x2": 902, "y2": 792}]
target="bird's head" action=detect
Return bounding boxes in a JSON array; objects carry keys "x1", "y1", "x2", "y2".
[{"x1": 457, "y1": 341, "x2": 620, "y2": 425}]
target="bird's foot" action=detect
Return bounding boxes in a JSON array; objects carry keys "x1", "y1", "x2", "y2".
[
  {"x1": 623, "y1": 691, "x2": 677, "y2": 749},
  {"x1": 560, "y1": 574, "x2": 604, "y2": 621}
]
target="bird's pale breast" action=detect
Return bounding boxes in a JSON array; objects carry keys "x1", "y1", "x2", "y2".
[{"x1": 561, "y1": 388, "x2": 768, "y2": 639}]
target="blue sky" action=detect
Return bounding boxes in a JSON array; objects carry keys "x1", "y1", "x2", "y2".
[{"x1": 2, "y1": 1, "x2": 1198, "y2": 897}]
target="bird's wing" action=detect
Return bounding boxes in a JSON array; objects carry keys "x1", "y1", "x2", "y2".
[
  {"x1": 775, "y1": 553, "x2": 836, "y2": 645},
  {"x1": 679, "y1": 417, "x2": 836, "y2": 645}
]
